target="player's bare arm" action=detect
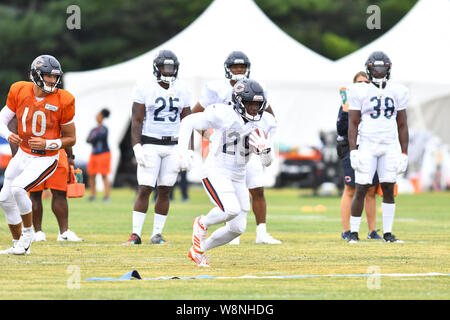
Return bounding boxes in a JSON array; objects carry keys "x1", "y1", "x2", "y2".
[
  {"x1": 180, "y1": 106, "x2": 192, "y2": 120},
  {"x1": 191, "y1": 102, "x2": 205, "y2": 114},
  {"x1": 396, "y1": 109, "x2": 408, "y2": 154},
  {"x1": 348, "y1": 110, "x2": 360, "y2": 151},
  {"x1": 131, "y1": 102, "x2": 146, "y2": 146}
]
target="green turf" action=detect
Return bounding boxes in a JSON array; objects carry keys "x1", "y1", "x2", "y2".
[{"x1": 0, "y1": 187, "x2": 448, "y2": 300}]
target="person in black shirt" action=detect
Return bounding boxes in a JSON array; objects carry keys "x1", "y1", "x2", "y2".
[
  {"x1": 87, "y1": 108, "x2": 111, "y2": 201},
  {"x1": 336, "y1": 72, "x2": 381, "y2": 240}
]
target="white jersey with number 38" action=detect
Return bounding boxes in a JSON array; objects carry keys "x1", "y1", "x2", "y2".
[{"x1": 348, "y1": 82, "x2": 409, "y2": 143}]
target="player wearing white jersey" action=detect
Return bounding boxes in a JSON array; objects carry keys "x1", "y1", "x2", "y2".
[
  {"x1": 347, "y1": 51, "x2": 409, "y2": 243},
  {"x1": 191, "y1": 51, "x2": 281, "y2": 245},
  {"x1": 178, "y1": 79, "x2": 277, "y2": 267},
  {"x1": 124, "y1": 50, "x2": 193, "y2": 246}
]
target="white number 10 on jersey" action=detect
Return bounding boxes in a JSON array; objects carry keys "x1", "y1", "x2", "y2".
[{"x1": 22, "y1": 107, "x2": 47, "y2": 136}]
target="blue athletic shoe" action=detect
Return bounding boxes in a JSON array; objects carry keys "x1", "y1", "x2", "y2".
[
  {"x1": 367, "y1": 230, "x2": 382, "y2": 239},
  {"x1": 341, "y1": 230, "x2": 351, "y2": 240}
]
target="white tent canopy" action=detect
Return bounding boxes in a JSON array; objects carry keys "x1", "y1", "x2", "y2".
[
  {"x1": 64, "y1": 0, "x2": 338, "y2": 183},
  {"x1": 64, "y1": 0, "x2": 450, "y2": 186}
]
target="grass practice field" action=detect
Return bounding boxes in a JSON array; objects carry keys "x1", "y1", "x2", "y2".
[{"x1": 0, "y1": 186, "x2": 448, "y2": 300}]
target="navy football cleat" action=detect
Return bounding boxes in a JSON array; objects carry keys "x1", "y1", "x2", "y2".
[
  {"x1": 367, "y1": 230, "x2": 382, "y2": 240},
  {"x1": 341, "y1": 230, "x2": 351, "y2": 240},
  {"x1": 348, "y1": 232, "x2": 359, "y2": 243},
  {"x1": 383, "y1": 233, "x2": 404, "y2": 243}
]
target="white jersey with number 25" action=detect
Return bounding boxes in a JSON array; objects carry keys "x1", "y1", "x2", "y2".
[{"x1": 132, "y1": 78, "x2": 192, "y2": 138}]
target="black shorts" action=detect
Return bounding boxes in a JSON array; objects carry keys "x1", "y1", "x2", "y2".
[{"x1": 341, "y1": 153, "x2": 379, "y2": 187}]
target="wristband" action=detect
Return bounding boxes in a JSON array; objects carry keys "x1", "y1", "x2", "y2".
[{"x1": 45, "y1": 139, "x2": 62, "y2": 150}]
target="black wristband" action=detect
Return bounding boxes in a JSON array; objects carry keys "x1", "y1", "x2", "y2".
[{"x1": 68, "y1": 154, "x2": 75, "y2": 160}]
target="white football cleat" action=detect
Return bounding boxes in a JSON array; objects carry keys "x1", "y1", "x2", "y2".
[
  {"x1": 0, "y1": 245, "x2": 31, "y2": 255},
  {"x1": 192, "y1": 216, "x2": 207, "y2": 252},
  {"x1": 34, "y1": 231, "x2": 47, "y2": 242},
  {"x1": 188, "y1": 246, "x2": 210, "y2": 267},
  {"x1": 255, "y1": 232, "x2": 282, "y2": 244},
  {"x1": 12, "y1": 232, "x2": 34, "y2": 255},
  {"x1": 228, "y1": 236, "x2": 240, "y2": 245},
  {"x1": 57, "y1": 230, "x2": 84, "y2": 242}
]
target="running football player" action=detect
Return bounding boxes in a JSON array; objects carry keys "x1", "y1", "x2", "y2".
[
  {"x1": 179, "y1": 79, "x2": 277, "y2": 267},
  {"x1": 191, "y1": 51, "x2": 281, "y2": 245}
]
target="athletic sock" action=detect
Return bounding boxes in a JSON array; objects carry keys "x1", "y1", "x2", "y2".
[
  {"x1": 350, "y1": 216, "x2": 362, "y2": 233},
  {"x1": 382, "y1": 202, "x2": 396, "y2": 234},
  {"x1": 152, "y1": 213, "x2": 167, "y2": 236},
  {"x1": 132, "y1": 211, "x2": 146, "y2": 236},
  {"x1": 256, "y1": 223, "x2": 267, "y2": 236},
  {"x1": 22, "y1": 226, "x2": 33, "y2": 234}
]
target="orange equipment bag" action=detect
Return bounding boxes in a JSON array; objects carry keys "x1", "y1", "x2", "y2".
[{"x1": 67, "y1": 166, "x2": 85, "y2": 198}]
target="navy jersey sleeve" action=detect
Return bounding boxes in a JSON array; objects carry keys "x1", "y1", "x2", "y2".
[{"x1": 336, "y1": 105, "x2": 348, "y2": 137}]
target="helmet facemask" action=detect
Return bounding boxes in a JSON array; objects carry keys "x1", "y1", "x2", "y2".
[
  {"x1": 368, "y1": 61, "x2": 390, "y2": 86},
  {"x1": 225, "y1": 62, "x2": 250, "y2": 81},
  {"x1": 32, "y1": 71, "x2": 62, "y2": 93},
  {"x1": 234, "y1": 95, "x2": 266, "y2": 122},
  {"x1": 224, "y1": 51, "x2": 251, "y2": 81},
  {"x1": 154, "y1": 60, "x2": 178, "y2": 84}
]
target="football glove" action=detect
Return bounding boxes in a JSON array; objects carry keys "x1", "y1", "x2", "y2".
[
  {"x1": 350, "y1": 150, "x2": 361, "y2": 172},
  {"x1": 397, "y1": 153, "x2": 408, "y2": 174},
  {"x1": 178, "y1": 149, "x2": 194, "y2": 171},
  {"x1": 133, "y1": 144, "x2": 155, "y2": 168},
  {"x1": 260, "y1": 148, "x2": 273, "y2": 167},
  {"x1": 249, "y1": 130, "x2": 270, "y2": 155}
]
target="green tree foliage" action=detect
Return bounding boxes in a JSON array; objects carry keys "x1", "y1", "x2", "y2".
[
  {"x1": 0, "y1": 0, "x2": 417, "y2": 102},
  {"x1": 0, "y1": 0, "x2": 211, "y2": 102},
  {"x1": 255, "y1": 0, "x2": 418, "y2": 59}
]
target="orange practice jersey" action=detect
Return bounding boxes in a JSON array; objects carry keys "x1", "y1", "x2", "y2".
[{"x1": 6, "y1": 81, "x2": 75, "y2": 156}]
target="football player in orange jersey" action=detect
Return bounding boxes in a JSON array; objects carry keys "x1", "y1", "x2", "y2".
[
  {"x1": 4, "y1": 117, "x2": 83, "y2": 244},
  {"x1": 0, "y1": 55, "x2": 76, "y2": 255}
]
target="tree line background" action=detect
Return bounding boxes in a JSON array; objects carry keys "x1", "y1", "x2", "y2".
[{"x1": 0, "y1": 0, "x2": 417, "y2": 101}]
